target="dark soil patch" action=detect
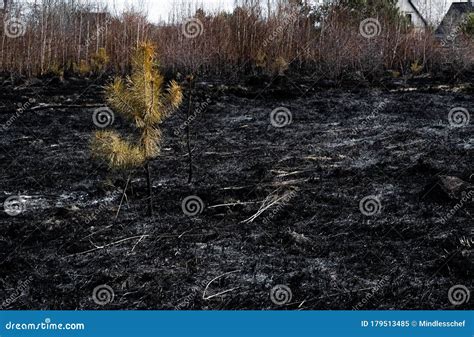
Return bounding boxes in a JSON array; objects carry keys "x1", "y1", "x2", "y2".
[{"x1": 0, "y1": 75, "x2": 472, "y2": 309}]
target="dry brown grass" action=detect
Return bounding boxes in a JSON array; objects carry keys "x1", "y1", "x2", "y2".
[{"x1": 0, "y1": 0, "x2": 472, "y2": 79}]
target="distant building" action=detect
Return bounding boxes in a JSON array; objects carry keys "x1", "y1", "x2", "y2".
[
  {"x1": 315, "y1": 0, "x2": 451, "y2": 29},
  {"x1": 77, "y1": 8, "x2": 109, "y2": 23},
  {"x1": 435, "y1": 1, "x2": 474, "y2": 36},
  {"x1": 0, "y1": 0, "x2": 8, "y2": 12},
  {"x1": 396, "y1": 1, "x2": 474, "y2": 32},
  {"x1": 397, "y1": 0, "x2": 429, "y2": 28}
]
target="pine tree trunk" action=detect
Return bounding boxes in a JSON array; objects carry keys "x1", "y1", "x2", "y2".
[{"x1": 145, "y1": 162, "x2": 153, "y2": 216}]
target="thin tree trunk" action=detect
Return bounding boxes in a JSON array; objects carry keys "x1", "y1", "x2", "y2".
[
  {"x1": 115, "y1": 173, "x2": 131, "y2": 220},
  {"x1": 186, "y1": 78, "x2": 193, "y2": 184},
  {"x1": 145, "y1": 162, "x2": 153, "y2": 216}
]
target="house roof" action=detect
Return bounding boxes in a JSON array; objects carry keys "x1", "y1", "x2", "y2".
[
  {"x1": 436, "y1": 2, "x2": 474, "y2": 36},
  {"x1": 407, "y1": 0, "x2": 428, "y2": 28}
]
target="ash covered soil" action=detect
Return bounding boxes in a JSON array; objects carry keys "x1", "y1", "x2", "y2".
[{"x1": 0, "y1": 74, "x2": 473, "y2": 310}]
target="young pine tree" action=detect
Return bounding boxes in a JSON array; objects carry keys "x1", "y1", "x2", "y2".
[{"x1": 92, "y1": 42, "x2": 183, "y2": 216}]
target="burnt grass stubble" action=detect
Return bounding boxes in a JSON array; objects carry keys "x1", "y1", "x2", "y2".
[{"x1": 0, "y1": 72, "x2": 472, "y2": 310}]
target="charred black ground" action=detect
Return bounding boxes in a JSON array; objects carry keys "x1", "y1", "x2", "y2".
[{"x1": 0, "y1": 74, "x2": 472, "y2": 310}]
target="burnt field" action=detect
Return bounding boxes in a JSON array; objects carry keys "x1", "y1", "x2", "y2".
[{"x1": 0, "y1": 74, "x2": 473, "y2": 310}]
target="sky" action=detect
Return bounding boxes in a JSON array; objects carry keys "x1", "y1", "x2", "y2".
[
  {"x1": 106, "y1": 0, "x2": 235, "y2": 23},
  {"x1": 17, "y1": 0, "x2": 456, "y2": 24},
  {"x1": 104, "y1": 0, "x2": 456, "y2": 24}
]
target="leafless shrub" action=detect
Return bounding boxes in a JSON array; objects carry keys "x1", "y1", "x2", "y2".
[{"x1": 0, "y1": 0, "x2": 472, "y2": 79}]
